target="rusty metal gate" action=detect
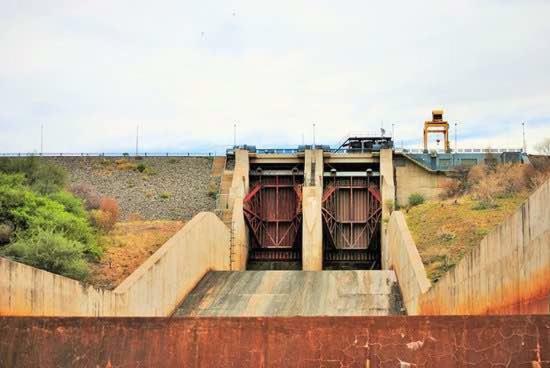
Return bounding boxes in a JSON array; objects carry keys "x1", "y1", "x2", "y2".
[
  {"x1": 244, "y1": 172, "x2": 303, "y2": 262},
  {"x1": 322, "y1": 175, "x2": 381, "y2": 266}
]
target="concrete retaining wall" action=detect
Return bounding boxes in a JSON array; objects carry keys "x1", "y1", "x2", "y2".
[
  {"x1": 0, "y1": 212, "x2": 230, "y2": 317},
  {"x1": 394, "y1": 154, "x2": 451, "y2": 207},
  {"x1": 0, "y1": 257, "x2": 119, "y2": 317},
  {"x1": 387, "y1": 179, "x2": 550, "y2": 315},
  {"x1": 420, "y1": 179, "x2": 550, "y2": 315},
  {"x1": 1, "y1": 316, "x2": 548, "y2": 367},
  {"x1": 227, "y1": 149, "x2": 250, "y2": 270},
  {"x1": 385, "y1": 212, "x2": 431, "y2": 314}
]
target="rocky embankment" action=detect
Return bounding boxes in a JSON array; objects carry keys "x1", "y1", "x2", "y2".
[{"x1": 46, "y1": 156, "x2": 217, "y2": 220}]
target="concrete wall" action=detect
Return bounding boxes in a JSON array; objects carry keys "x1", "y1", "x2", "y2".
[
  {"x1": 227, "y1": 149, "x2": 250, "y2": 270},
  {"x1": 385, "y1": 212, "x2": 431, "y2": 314},
  {"x1": 394, "y1": 154, "x2": 451, "y2": 207},
  {"x1": 114, "y1": 212, "x2": 231, "y2": 316},
  {"x1": 379, "y1": 149, "x2": 395, "y2": 270},
  {"x1": 304, "y1": 149, "x2": 323, "y2": 187},
  {"x1": 2, "y1": 316, "x2": 548, "y2": 367},
  {"x1": 0, "y1": 212, "x2": 231, "y2": 317},
  {"x1": 0, "y1": 257, "x2": 118, "y2": 317},
  {"x1": 387, "y1": 179, "x2": 550, "y2": 315},
  {"x1": 302, "y1": 186, "x2": 323, "y2": 270},
  {"x1": 420, "y1": 179, "x2": 550, "y2": 315}
]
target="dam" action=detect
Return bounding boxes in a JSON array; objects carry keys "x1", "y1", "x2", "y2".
[{"x1": 0, "y1": 111, "x2": 548, "y2": 367}]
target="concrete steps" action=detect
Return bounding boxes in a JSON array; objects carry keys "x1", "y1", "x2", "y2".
[{"x1": 174, "y1": 270, "x2": 405, "y2": 317}]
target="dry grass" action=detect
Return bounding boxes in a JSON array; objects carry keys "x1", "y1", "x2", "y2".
[
  {"x1": 88, "y1": 220, "x2": 184, "y2": 289},
  {"x1": 406, "y1": 193, "x2": 527, "y2": 283},
  {"x1": 90, "y1": 197, "x2": 120, "y2": 233}
]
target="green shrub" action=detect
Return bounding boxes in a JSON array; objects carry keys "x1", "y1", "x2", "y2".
[
  {"x1": 48, "y1": 191, "x2": 87, "y2": 218},
  {"x1": 2, "y1": 229, "x2": 90, "y2": 280},
  {"x1": 408, "y1": 193, "x2": 425, "y2": 207},
  {"x1": 472, "y1": 199, "x2": 498, "y2": 210},
  {"x1": 136, "y1": 163, "x2": 146, "y2": 173},
  {"x1": 0, "y1": 157, "x2": 67, "y2": 194},
  {"x1": 0, "y1": 174, "x2": 101, "y2": 260}
]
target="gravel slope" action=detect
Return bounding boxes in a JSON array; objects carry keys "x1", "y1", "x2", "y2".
[{"x1": 46, "y1": 156, "x2": 217, "y2": 220}]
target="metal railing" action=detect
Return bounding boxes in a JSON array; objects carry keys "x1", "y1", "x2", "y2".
[
  {"x1": 4, "y1": 147, "x2": 523, "y2": 158},
  {"x1": 0, "y1": 152, "x2": 218, "y2": 157},
  {"x1": 394, "y1": 148, "x2": 523, "y2": 154}
]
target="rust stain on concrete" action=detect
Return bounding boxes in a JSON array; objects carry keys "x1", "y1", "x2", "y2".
[
  {"x1": 0, "y1": 316, "x2": 548, "y2": 367},
  {"x1": 420, "y1": 267, "x2": 550, "y2": 315}
]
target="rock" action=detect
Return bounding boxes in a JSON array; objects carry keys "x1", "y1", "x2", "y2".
[{"x1": 45, "y1": 157, "x2": 217, "y2": 221}]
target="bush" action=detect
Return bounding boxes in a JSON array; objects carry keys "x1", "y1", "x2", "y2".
[
  {"x1": 90, "y1": 210, "x2": 114, "y2": 232},
  {"x1": 70, "y1": 183, "x2": 101, "y2": 210},
  {"x1": 0, "y1": 222, "x2": 14, "y2": 245},
  {"x1": 0, "y1": 157, "x2": 67, "y2": 194},
  {"x1": 467, "y1": 164, "x2": 487, "y2": 187},
  {"x1": 473, "y1": 199, "x2": 498, "y2": 210},
  {"x1": 0, "y1": 174, "x2": 101, "y2": 260},
  {"x1": 1, "y1": 229, "x2": 90, "y2": 280},
  {"x1": 469, "y1": 163, "x2": 533, "y2": 204},
  {"x1": 408, "y1": 193, "x2": 425, "y2": 207},
  {"x1": 90, "y1": 197, "x2": 119, "y2": 232},
  {"x1": 114, "y1": 159, "x2": 136, "y2": 171},
  {"x1": 136, "y1": 163, "x2": 146, "y2": 173},
  {"x1": 100, "y1": 197, "x2": 119, "y2": 221},
  {"x1": 440, "y1": 179, "x2": 462, "y2": 199},
  {"x1": 49, "y1": 191, "x2": 87, "y2": 218}
]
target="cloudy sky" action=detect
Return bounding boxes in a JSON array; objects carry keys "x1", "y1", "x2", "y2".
[{"x1": 1, "y1": 0, "x2": 549, "y2": 154}]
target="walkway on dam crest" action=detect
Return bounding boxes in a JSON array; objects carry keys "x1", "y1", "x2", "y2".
[{"x1": 174, "y1": 270, "x2": 405, "y2": 316}]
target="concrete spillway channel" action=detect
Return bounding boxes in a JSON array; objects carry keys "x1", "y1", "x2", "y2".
[{"x1": 174, "y1": 270, "x2": 405, "y2": 316}]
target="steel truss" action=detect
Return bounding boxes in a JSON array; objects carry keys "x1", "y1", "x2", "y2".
[
  {"x1": 243, "y1": 175, "x2": 303, "y2": 261},
  {"x1": 322, "y1": 176, "x2": 381, "y2": 250}
]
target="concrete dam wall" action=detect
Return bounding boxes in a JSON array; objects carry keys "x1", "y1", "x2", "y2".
[{"x1": 1, "y1": 316, "x2": 548, "y2": 368}]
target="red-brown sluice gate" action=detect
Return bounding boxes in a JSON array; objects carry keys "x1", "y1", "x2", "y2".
[
  {"x1": 244, "y1": 164, "x2": 382, "y2": 269},
  {"x1": 322, "y1": 169, "x2": 382, "y2": 269},
  {"x1": 244, "y1": 167, "x2": 304, "y2": 264}
]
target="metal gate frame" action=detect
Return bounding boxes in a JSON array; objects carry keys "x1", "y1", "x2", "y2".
[
  {"x1": 322, "y1": 176, "x2": 381, "y2": 250},
  {"x1": 244, "y1": 174, "x2": 303, "y2": 261}
]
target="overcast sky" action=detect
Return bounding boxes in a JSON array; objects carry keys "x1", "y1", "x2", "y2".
[{"x1": 1, "y1": 0, "x2": 549, "y2": 154}]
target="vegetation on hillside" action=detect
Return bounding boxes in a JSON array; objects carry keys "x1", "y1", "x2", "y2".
[
  {"x1": 406, "y1": 162, "x2": 549, "y2": 283},
  {"x1": 0, "y1": 157, "x2": 120, "y2": 281},
  {"x1": 88, "y1": 220, "x2": 184, "y2": 289}
]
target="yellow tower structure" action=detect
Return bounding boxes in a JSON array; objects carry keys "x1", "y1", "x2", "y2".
[{"x1": 423, "y1": 109, "x2": 450, "y2": 152}]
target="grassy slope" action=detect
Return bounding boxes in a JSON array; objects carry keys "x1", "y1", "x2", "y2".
[
  {"x1": 88, "y1": 220, "x2": 184, "y2": 289},
  {"x1": 405, "y1": 194, "x2": 527, "y2": 283}
]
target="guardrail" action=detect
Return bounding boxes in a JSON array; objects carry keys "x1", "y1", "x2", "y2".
[
  {"x1": 2, "y1": 148, "x2": 524, "y2": 158},
  {"x1": 394, "y1": 148, "x2": 523, "y2": 154},
  {"x1": 0, "y1": 152, "x2": 218, "y2": 157}
]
